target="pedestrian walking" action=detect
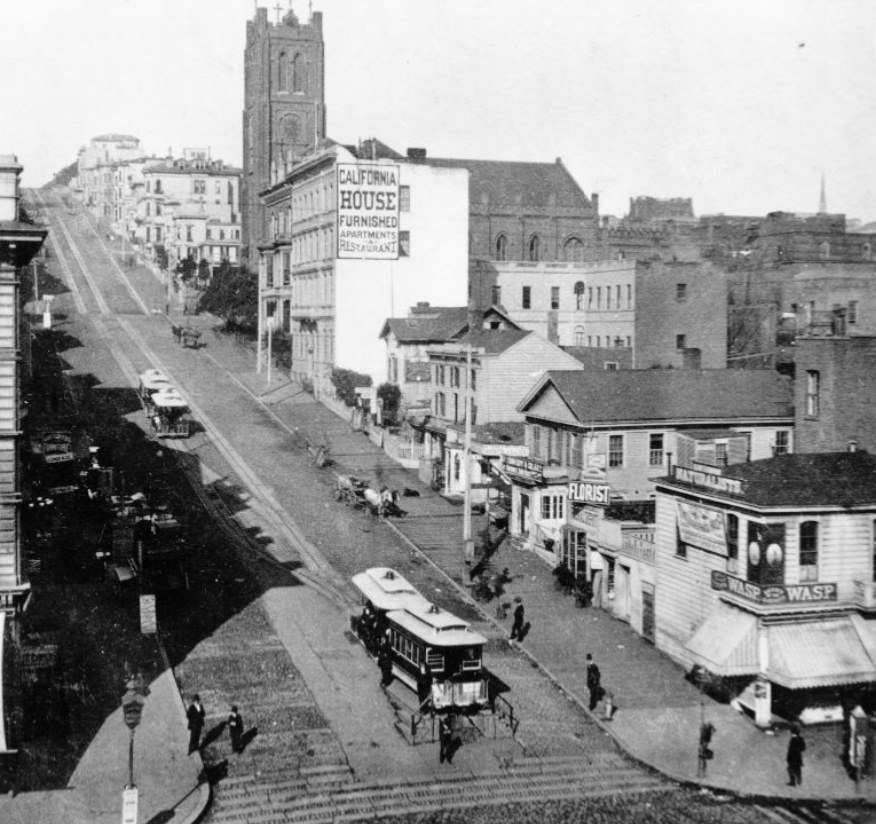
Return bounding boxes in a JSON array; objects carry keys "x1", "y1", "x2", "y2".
[
  {"x1": 438, "y1": 714, "x2": 454, "y2": 763},
  {"x1": 786, "y1": 724, "x2": 806, "y2": 786},
  {"x1": 416, "y1": 663, "x2": 433, "y2": 708},
  {"x1": 228, "y1": 704, "x2": 244, "y2": 754},
  {"x1": 510, "y1": 597, "x2": 525, "y2": 640},
  {"x1": 378, "y1": 641, "x2": 393, "y2": 687},
  {"x1": 586, "y1": 654, "x2": 602, "y2": 711},
  {"x1": 187, "y1": 694, "x2": 206, "y2": 754}
]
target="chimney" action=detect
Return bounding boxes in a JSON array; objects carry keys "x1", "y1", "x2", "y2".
[{"x1": 849, "y1": 440, "x2": 858, "y2": 453}]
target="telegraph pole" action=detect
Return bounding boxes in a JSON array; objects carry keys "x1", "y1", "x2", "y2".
[{"x1": 463, "y1": 342, "x2": 474, "y2": 565}]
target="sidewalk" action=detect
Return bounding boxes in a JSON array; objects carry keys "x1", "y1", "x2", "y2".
[{"x1": 0, "y1": 668, "x2": 209, "y2": 824}]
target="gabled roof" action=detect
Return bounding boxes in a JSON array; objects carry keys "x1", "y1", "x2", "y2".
[
  {"x1": 380, "y1": 304, "x2": 522, "y2": 343},
  {"x1": 520, "y1": 369, "x2": 793, "y2": 424},
  {"x1": 453, "y1": 328, "x2": 531, "y2": 355},
  {"x1": 675, "y1": 451, "x2": 876, "y2": 508},
  {"x1": 380, "y1": 306, "x2": 468, "y2": 343},
  {"x1": 424, "y1": 156, "x2": 592, "y2": 210}
]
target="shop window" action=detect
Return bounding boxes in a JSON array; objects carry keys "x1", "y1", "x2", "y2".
[
  {"x1": 726, "y1": 513, "x2": 739, "y2": 573},
  {"x1": 541, "y1": 493, "x2": 565, "y2": 520},
  {"x1": 609, "y1": 434, "x2": 623, "y2": 467},
  {"x1": 799, "y1": 521, "x2": 818, "y2": 582},
  {"x1": 649, "y1": 433, "x2": 664, "y2": 466}
]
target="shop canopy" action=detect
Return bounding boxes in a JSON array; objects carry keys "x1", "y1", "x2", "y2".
[
  {"x1": 768, "y1": 617, "x2": 876, "y2": 689},
  {"x1": 685, "y1": 601, "x2": 758, "y2": 677}
]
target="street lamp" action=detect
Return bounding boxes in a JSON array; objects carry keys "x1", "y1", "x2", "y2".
[{"x1": 121, "y1": 677, "x2": 146, "y2": 790}]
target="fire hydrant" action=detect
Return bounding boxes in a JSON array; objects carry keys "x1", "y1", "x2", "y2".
[{"x1": 603, "y1": 691, "x2": 615, "y2": 721}]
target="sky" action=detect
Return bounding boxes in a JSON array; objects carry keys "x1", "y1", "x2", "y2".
[{"x1": 1, "y1": 0, "x2": 874, "y2": 221}]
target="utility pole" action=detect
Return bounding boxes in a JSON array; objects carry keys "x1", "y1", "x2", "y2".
[{"x1": 463, "y1": 343, "x2": 474, "y2": 565}]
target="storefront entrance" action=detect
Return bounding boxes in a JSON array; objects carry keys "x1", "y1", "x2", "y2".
[{"x1": 642, "y1": 583, "x2": 655, "y2": 643}]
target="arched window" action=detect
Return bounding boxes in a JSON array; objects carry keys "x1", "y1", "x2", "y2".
[
  {"x1": 574, "y1": 325, "x2": 585, "y2": 346},
  {"x1": 277, "y1": 52, "x2": 288, "y2": 91},
  {"x1": 574, "y1": 281, "x2": 585, "y2": 310},
  {"x1": 528, "y1": 235, "x2": 540, "y2": 262},
  {"x1": 800, "y1": 521, "x2": 818, "y2": 581},
  {"x1": 495, "y1": 234, "x2": 507, "y2": 261},
  {"x1": 292, "y1": 53, "x2": 305, "y2": 93},
  {"x1": 563, "y1": 237, "x2": 585, "y2": 262}
]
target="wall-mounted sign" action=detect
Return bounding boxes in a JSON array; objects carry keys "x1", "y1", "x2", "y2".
[
  {"x1": 337, "y1": 163, "x2": 400, "y2": 259},
  {"x1": 620, "y1": 529, "x2": 656, "y2": 565},
  {"x1": 568, "y1": 481, "x2": 611, "y2": 506},
  {"x1": 504, "y1": 456, "x2": 544, "y2": 484},
  {"x1": 672, "y1": 465, "x2": 744, "y2": 496},
  {"x1": 676, "y1": 500, "x2": 727, "y2": 556},
  {"x1": 711, "y1": 570, "x2": 838, "y2": 605}
]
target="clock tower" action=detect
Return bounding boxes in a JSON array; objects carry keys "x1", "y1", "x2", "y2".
[{"x1": 242, "y1": 6, "x2": 326, "y2": 267}]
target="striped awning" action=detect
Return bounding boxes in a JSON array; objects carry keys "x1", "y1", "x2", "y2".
[
  {"x1": 768, "y1": 617, "x2": 876, "y2": 689},
  {"x1": 685, "y1": 602, "x2": 759, "y2": 676}
]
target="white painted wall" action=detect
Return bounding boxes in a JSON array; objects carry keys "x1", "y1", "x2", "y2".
[{"x1": 335, "y1": 163, "x2": 469, "y2": 383}]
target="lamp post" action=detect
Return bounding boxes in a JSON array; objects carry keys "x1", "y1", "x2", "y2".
[{"x1": 121, "y1": 677, "x2": 146, "y2": 790}]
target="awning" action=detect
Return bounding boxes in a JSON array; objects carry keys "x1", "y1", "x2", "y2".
[
  {"x1": 685, "y1": 601, "x2": 758, "y2": 676},
  {"x1": 768, "y1": 617, "x2": 876, "y2": 689},
  {"x1": 0, "y1": 612, "x2": 8, "y2": 752}
]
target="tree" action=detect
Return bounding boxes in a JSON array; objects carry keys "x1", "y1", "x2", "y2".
[
  {"x1": 176, "y1": 257, "x2": 197, "y2": 283},
  {"x1": 197, "y1": 266, "x2": 258, "y2": 334},
  {"x1": 376, "y1": 383, "x2": 402, "y2": 426},
  {"x1": 197, "y1": 258, "x2": 211, "y2": 284},
  {"x1": 330, "y1": 368, "x2": 372, "y2": 407}
]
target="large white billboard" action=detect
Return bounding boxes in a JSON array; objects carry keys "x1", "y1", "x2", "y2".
[{"x1": 337, "y1": 163, "x2": 400, "y2": 260}]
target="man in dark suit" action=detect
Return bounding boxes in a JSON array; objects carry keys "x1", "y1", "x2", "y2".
[{"x1": 187, "y1": 694, "x2": 206, "y2": 754}]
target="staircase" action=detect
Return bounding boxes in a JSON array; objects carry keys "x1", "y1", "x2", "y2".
[{"x1": 207, "y1": 752, "x2": 671, "y2": 823}]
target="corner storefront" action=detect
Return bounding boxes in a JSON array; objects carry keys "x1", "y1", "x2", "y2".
[{"x1": 655, "y1": 454, "x2": 876, "y2": 727}]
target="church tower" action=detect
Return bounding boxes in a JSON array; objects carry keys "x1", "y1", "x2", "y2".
[{"x1": 242, "y1": 6, "x2": 326, "y2": 267}]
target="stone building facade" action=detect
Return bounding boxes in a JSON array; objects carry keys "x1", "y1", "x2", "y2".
[{"x1": 242, "y1": 7, "x2": 326, "y2": 267}]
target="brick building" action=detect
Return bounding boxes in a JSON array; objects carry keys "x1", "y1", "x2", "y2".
[{"x1": 242, "y1": 7, "x2": 326, "y2": 267}]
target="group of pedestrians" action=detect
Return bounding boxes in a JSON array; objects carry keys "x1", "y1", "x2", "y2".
[{"x1": 186, "y1": 694, "x2": 245, "y2": 756}]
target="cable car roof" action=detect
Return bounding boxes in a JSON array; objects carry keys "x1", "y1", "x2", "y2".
[
  {"x1": 352, "y1": 567, "x2": 430, "y2": 613},
  {"x1": 152, "y1": 389, "x2": 188, "y2": 409},
  {"x1": 386, "y1": 606, "x2": 487, "y2": 647},
  {"x1": 139, "y1": 370, "x2": 171, "y2": 391}
]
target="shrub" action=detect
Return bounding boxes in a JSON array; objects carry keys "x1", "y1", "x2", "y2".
[
  {"x1": 330, "y1": 368, "x2": 372, "y2": 407},
  {"x1": 376, "y1": 383, "x2": 402, "y2": 425}
]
